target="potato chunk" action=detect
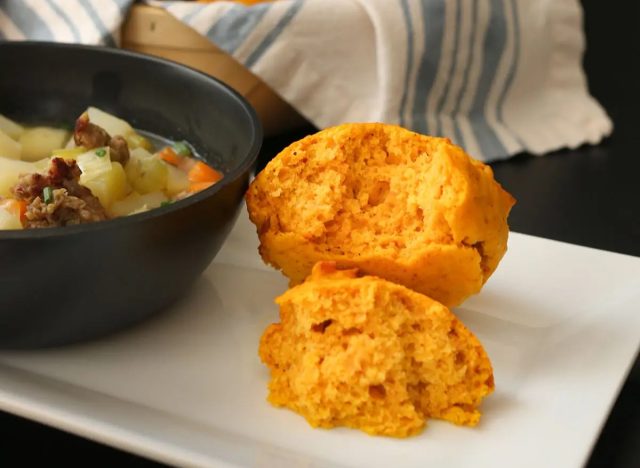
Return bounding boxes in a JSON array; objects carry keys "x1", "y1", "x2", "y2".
[
  {"x1": 51, "y1": 146, "x2": 87, "y2": 161},
  {"x1": 87, "y1": 107, "x2": 133, "y2": 138},
  {"x1": 125, "y1": 148, "x2": 168, "y2": 194},
  {"x1": 19, "y1": 127, "x2": 69, "y2": 161},
  {"x1": 0, "y1": 129, "x2": 22, "y2": 160},
  {"x1": 0, "y1": 207, "x2": 22, "y2": 230},
  {"x1": 0, "y1": 157, "x2": 38, "y2": 196},
  {"x1": 125, "y1": 132, "x2": 153, "y2": 151},
  {"x1": 77, "y1": 147, "x2": 113, "y2": 182},
  {"x1": 108, "y1": 191, "x2": 168, "y2": 218},
  {"x1": 0, "y1": 114, "x2": 24, "y2": 140},
  {"x1": 166, "y1": 164, "x2": 189, "y2": 196},
  {"x1": 80, "y1": 162, "x2": 129, "y2": 209}
]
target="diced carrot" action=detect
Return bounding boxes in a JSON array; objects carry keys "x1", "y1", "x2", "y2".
[
  {"x1": 188, "y1": 181, "x2": 215, "y2": 193},
  {"x1": 188, "y1": 161, "x2": 223, "y2": 184},
  {"x1": 0, "y1": 199, "x2": 27, "y2": 222},
  {"x1": 158, "y1": 147, "x2": 181, "y2": 166}
]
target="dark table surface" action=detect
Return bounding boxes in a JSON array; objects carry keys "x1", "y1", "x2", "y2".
[{"x1": 1, "y1": 0, "x2": 638, "y2": 466}]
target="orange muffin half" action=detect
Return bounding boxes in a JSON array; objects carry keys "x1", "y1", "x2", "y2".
[
  {"x1": 246, "y1": 123, "x2": 515, "y2": 306},
  {"x1": 259, "y1": 262, "x2": 494, "y2": 437}
]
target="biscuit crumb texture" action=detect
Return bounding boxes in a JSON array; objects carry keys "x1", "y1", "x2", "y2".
[
  {"x1": 259, "y1": 262, "x2": 495, "y2": 438},
  {"x1": 246, "y1": 123, "x2": 516, "y2": 307}
]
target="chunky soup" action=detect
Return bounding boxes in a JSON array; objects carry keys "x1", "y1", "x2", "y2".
[{"x1": 0, "y1": 107, "x2": 222, "y2": 230}]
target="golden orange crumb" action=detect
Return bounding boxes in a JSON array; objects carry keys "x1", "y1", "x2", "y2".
[
  {"x1": 246, "y1": 123, "x2": 515, "y2": 307},
  {"x1": 259, "y1": 262, "x2": 495, "y2": 438}
]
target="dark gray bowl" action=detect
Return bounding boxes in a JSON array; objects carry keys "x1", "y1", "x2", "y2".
[{"x1": 0, "y1": 42, "x2": 262, "y2": 349}]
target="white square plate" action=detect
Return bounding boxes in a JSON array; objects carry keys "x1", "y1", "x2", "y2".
[{"x1": 1, "y1": 210, "x2": 639, "y2": 468}]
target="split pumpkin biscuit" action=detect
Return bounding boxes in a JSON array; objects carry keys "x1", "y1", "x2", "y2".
[
  {"x1": 246, "y1": 123, "x2": 515, "y2": 307},
  {"x1": 259, "y1": 262, "x2": 494, "y2": 438}
]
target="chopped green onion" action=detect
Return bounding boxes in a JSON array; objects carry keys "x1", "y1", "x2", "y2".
[
  {"x1": 43, "y1": 186, "x2": 54, "y2": 204},
  {"x1": 95, "y1": 148, "x2": 107, "y2": 157},
  {"x1": 171, "y1": 141, "x2": 191, "y2": 157},
  {"x1": 160, "y1": 200, "x2": 173, "y2": 207}
]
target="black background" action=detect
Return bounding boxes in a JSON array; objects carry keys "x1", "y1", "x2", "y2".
[{"x1": 1, "y1": 0, "x2": 638, "y2": 465}]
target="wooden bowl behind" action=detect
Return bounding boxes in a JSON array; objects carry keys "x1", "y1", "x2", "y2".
[{"x1": 122, "y1": 5, "x2": 308, "y2": 136}]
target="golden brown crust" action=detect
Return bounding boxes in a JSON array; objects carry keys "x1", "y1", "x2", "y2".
[
  {"x1": 259, "y1": 261, "x2": 495, "y2": 438},
  {"x1": 246, "y1": 123, "x2": 515, "y2": 307}
]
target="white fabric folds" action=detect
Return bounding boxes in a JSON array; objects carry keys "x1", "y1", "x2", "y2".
[{"x1": 0, "y1": 0, "x2": 612, "y2": 162}]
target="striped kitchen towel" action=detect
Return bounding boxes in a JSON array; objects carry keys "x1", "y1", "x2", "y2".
[
  {"x1": 0, "y1": 0, "x2": 612, "y2": 162},
  {"x1": 0, "y1": 0, "x2": 131, "y2": 47}
]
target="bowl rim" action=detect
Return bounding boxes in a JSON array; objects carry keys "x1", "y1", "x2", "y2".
[{"x1": 0, "y1": 41, "x2": 263, "y2": 240}]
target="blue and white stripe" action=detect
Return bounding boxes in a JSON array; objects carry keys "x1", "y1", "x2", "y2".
[
  {"x1": 0, "y1": 0, "x2": 613, "y2": 162},
  {"x1": 402, "y1": 0, "x2": 523, "y2": 159},
  {"x1": 0, "y1": 0, "x2": 133, "y2": 46}
]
